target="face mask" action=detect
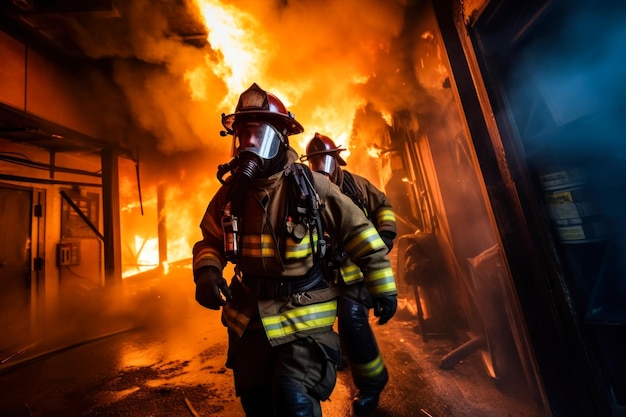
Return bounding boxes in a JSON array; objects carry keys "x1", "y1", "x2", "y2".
[
  {"x1": 231, "y1": 121, "x2": 283, "y2": 160},
  {"x1": 218, "y1": 120, "x2": 286, "y2": 183},
  {"x1": 308, "y1": 154, "x2": 337, "y2": 177}
]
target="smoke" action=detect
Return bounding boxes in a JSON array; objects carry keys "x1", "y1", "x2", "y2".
[
  {"x1": 59, "y1": 0, "x2": 442, "y2": 273},
  {"x1": 64, "y1": 0, "x2": 413, "y2": 163}
]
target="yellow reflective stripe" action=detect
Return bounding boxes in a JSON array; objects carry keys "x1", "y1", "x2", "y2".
[
  {"x1": 193, "y1": 246, "x2": 222, "y2": 269},
  {"x1": 366, "y1": 267, "x2": 397, "y2": 294},
  {"x1": 340, "y1": 263, "x2": 363, "y2": 283},
  {"x1": 352, "y1": 355, "x2": 385, "y2": 378},
  {"x1": 222, "y1": 305, "x2": 249, "y2": 337},
  {"x1": 242, "y1": 234, "x2": 275, "y2": 257},
  {"x1": 377, "y1": 209, "x2": 396, "y2": 224},
  {"x1": 285, "y1": 230, "x2": 318, "y2": 260},
  {"x1": 262, "y1": 300, "x2": 337, "y2": 339},
  {"x1": 345, "y1": 228, "x2": 386, "y2": 259}
]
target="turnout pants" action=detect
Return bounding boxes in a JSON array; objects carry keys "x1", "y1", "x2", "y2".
[
  {"x1": 337, "y1": 284, "x2": 389, "y2": 395},
  {"x1": 227, "y1": 323, "x2": 340, "y2": 417}
]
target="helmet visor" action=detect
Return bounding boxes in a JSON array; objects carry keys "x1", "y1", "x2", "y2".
[
  {"x1": 231, "y1": 121, "x2": 282, "y2": 159},
  {"x1": 308, "y1": 154, "x2": 337, "y2": 176}
]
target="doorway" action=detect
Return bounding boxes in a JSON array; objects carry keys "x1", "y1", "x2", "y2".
[{"x1": 0, "y1": 183, "x2": 33, "y2": 349}]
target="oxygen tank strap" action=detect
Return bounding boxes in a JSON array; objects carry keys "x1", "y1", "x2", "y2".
[
  {"x1": 287, "y1": 163, "x2": 326, "y2": 262},
  {"x1": 341, "y1": 171, "x2": 368, "y2": 219},
  {"x1": 225, "y1": 179, "x2": 249, "y2": 217}
]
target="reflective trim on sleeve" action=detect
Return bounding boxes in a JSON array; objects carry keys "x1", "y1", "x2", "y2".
[
  {"x1": 365, "y1": 267, "x2": 397, "y2": 294},
  {"x1": 344, "y1": 227, "x2": 386, "y2": 259},
  {"x1": 193, "y1": 246, "x2": 223, "y2": 270},
  {"x1": 376, "y1": 208, "x2": 396, "y2": 224},
  {"x1": 261, "y1": 300, "x2": 337, "y2": 339}
]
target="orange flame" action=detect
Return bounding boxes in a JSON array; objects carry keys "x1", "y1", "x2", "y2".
[
  {"x1": 189, "y1": 0, "x2": 362, "y2": 157},
  {"x1": 119, "y1": 1, "x2": 413, "y2": 278},
  {"x1": 192, "y1": 0, "x2": 270, "y2": 107}
]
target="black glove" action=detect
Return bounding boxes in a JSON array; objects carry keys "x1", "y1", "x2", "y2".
[
  {"x1": 379, "y1": 230, "x2": 395, "y2": 253},
  {"x1": 372, "y1": 294, "x2": 397, "y2": 325},
  {"x1": 194, "y1": 266, "x2": 233, "y2": 310}
]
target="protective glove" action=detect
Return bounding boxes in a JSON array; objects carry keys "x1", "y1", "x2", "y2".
[
  {"x1": 194, "y1": 266, "x2": 233, "y2": 310},
  {"x1": 379, "y1": 230, "x2": 395, "y2": 253},
  {"x1": 372, "y1": 294, "x2": 397, "y2": 325}
]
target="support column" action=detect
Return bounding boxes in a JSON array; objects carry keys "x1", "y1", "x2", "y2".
[
  {"x1": 157, "y1": 182, "x2": 168, "y2": 269},
  {"x1": 101, "y1": 147, "x2": 122, "y2": 289}
]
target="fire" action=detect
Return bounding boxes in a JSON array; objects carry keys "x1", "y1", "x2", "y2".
[
  {"x1": 130, "y1": 235, "x2": 159, "y2": 275},
  {"x1": 121, "y1": 1, "x2": 409, "y2": 278},
  {"x1": 188, "y1": 0, "x2": 363, "y2": 156},
  {"x1": 184, "y1": 66, "x2": 209, "y2": 102},
  {"x1": 191, "y1": 0, "x2": 270, "y2": 107},
  {"x1": 123, "y1": 235, "x2": 191, "y2": 278},
  {"x1": 120, "y1": 159, "x2": 214, "y2": 278},
  {"x1": 122, "y1": 221, "x2": 195, "y2": 278},
  {"x1": 381, "y1": 111, "x2": 392, "y2": 126},
  {"x1": 367, "y1": 147, "x2": 380, "y2": 158}
]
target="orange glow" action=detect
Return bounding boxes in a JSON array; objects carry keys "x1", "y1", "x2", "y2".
[
  {"x1": 122, "y1": 1, "x2": 415, "y2": 277},
  {"x1": 120, "y1": 185, "x2": 209, "y2": 278},
  {"x1": 381, "y1": 111, "x2": 392, "y2": 126},
  {"x1": 184, "y1": 67, "x2": 210, "y2": 102},
  {"x1": 192, "y1": 0, "x2": 270, "y2": 107},
  {"x1": 187, "y1": 0, "x2": 382, "y2": 158},
  {"x1": 121, "y1": 229, "x2": 193, "y2": 278},
  {"x1": 123, "y1": 235, "x2": 159, "y2": 278}
]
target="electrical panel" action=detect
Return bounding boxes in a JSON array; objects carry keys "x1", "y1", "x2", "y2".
[{"x1": 57, "y1": 241, "x2": 80, "y2": 266}]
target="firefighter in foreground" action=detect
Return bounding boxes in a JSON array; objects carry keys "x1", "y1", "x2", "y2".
[
  {"x1": 301, "y1": 133, "x2": 397, "y2": 416},
  {"x1": 192, "y1": 83, "x2": 398, "y2": 417}
]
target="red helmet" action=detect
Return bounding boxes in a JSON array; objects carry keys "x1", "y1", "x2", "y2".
[
  {"x1": 300, "y1": 132, "x2": 346, "y2": 177},
  {"x1": 221, "y1": 83, "x2": 303, "y2": 136},
  {"x1": 301, "y1": 132, "x2": 347, "y2": 165}
]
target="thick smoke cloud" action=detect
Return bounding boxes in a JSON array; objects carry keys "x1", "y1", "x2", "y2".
[
  {"x1": 67, "y1": 0, "x2": 409, "y2": 167},
  {"x1": 61, "y1": 0, "x2": 427, "y2": 276},
  {"x1": 68, "y1": 1, "x2": 225, "y2": 157}
]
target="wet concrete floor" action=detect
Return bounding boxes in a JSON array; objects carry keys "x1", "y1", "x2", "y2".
[{"x1": 0, "y1": 264, "x2": 546, "y2": 417}]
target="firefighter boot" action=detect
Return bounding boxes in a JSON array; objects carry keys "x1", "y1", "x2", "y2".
[{"x1": 353, "y1": 392, "x2": 380, "y2": 416}]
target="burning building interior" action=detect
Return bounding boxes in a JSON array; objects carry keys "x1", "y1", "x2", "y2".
[{"x1": 0, "y1": 0, "x2": 625, "y2": 416}]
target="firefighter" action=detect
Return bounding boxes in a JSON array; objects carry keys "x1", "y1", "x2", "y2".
[
  {"x1": 192, "y1": 83, "x2": 398, "y2": 417},
  {"x1": 301, "y1": 132, "x2": 397, "y2": 416}
]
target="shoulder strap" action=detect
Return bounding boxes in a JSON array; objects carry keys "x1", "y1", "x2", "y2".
[
  {"x1": 225, "y1": 180, "x2": 248, "y2": 217},
  {"x1": 341, "y1": 171, "x2": 369, "y2": 219},
  {"x1": 287, "y1": 163, "x2": 326, "y2": 261}
]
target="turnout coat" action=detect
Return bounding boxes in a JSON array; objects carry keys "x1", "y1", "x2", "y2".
[
  {"x1": 192, "y1": 149, "x2": 396, "y2": 347},
  {"x1": 335, "y1": 168, "x2": 397, "y2": 288}
]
